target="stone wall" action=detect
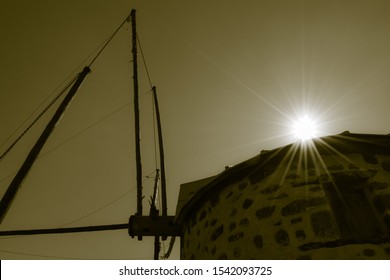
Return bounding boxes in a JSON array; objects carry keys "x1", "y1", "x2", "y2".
[{"x1": 181, "y1": 151, "x2": 390, "y2": 259}]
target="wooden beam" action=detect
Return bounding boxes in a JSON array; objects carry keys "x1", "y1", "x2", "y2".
[
  {"x1": 0, "y1": 67, "x2": 91, "y2": 224},
  {"x1": 0, "y1": 223, "x2": 127, "y2": 236}
]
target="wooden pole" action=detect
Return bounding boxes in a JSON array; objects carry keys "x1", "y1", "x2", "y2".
[
  {"x1": 0, "y1": 67, "x2": 90, "y2": 224},
  {"x1": 131, "y1": 9, "x2": 143, "y2": 218},
  {"x1": 152, "y1": 86, "x2": 167, "y2": 217},
  {"x1": 154, "y1": 236, "x2": 160, "y2": 260},
  {"x1": 0, "y1": 223, "x2": 127, "y2": 236}
]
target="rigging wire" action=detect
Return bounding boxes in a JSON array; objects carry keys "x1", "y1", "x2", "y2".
[
  {"x1": 39, "y1": 91, "x2": 150, "y2": 159},
  {"x1": 137, "y1": 31, "x2": 158, "y2": 168},
  {"x1": 88, "y1": 12, "x2": 132, "y2": 68},
  {"x1": 0, "y1": 12, "x2": 132, "y2": 163},
  {"x1": 0, "y1": 249, "x2": 88, "y2": 260},
  {"x1": 0, "y1": 29, "x2": 113, "y2": 158},
  {"x1": 137, "y1": 33, "x2": 153, "y2": 89},
  {"x1": 137, "y1": 33, "x2": 160, "y2": 199},
  {"x1": 0, "y1": 171, "x2": 156, "y2": 241},
  {"x1": 157, "y1": 174, "x2": 167, "y2": 258},
  {"x1": 0, "y1": 170, "x2": 157, "y2": 244},
  {"x1": 58, "y1": 188, "x2": 136, "y2": 228},
  {"x1": 163, "y1": 236, "x2": 176, "y2": 259},
  {"x1": 58, "y1": 168, "x2": 155, "y2": 228},
  {"x1": 0, "y1": 75, "x2": 78, "y2": 161},
  {"x1": 151, "y1": 91, "x2": 159, "y2": 170},
  {"x1": 0, "y1": 65, "x2": 87, "y2": 156},
  {"x1": 0, "y1": 91, "x2": 150, "y2": 185}
]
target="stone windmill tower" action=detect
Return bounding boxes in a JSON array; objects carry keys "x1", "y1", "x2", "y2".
[{"x1": 175, "y1": 132, "x2": 390, "y2": 259}]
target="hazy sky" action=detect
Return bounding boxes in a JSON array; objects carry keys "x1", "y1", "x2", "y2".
[{"x1": 1, "y1": 0, "x2": 390, "y2": 259}]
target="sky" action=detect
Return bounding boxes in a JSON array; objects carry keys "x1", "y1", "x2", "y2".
[{"x1": 1, "y1": 0, "x2": 390, "y2": 260}]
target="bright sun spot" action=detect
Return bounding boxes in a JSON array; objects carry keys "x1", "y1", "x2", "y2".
[{"x1": 292, "y1": 115, "x2": 318, "y2": 141}]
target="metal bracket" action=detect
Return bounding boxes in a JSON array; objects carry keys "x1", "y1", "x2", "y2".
[{"x1": 128, "y1": 215, "x2": 180, "y2": 239}]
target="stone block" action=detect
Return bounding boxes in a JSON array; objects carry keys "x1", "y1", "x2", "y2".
[
  {"x1": 225, "y1": 191, "x2": 234, "y2": 199},
  {"x1": 239, "y1": 218, "x2": 250, "y2": 227},
  {"x1": 255, "y1": 206, "x2": 276, "y2": 219},
  {"x1": 228, "y1": 231, "x2": 244, "y2": 242},
  {"x1": 273, "y1": 220, "x2": 282, "y2": 226},
  {"x1": 211, "y1": 225, "x2": 224, "y2": 241},
  {"x1": 274, "y1": 229, "x2": 289, "y2": 246},
  {"x1": 295, "y1": 230, "x2": 306, "y2": 241},
  {"x1": 230, "y1": 207, "x2": 238, "y2": 217},
  {"x1": 260, "y1": 184, "x2": 280, "y2": 194},
  {"x1": 253, "y1": 235, "x2": 263, "y2": 248},
  {"x1": 198, "y1": 210, "x2": 207, "y2": 222},
  {"x1": 229, "y1": 222, "x2": 237, "y2": 231},
  {"x1": 229, "y1": 193, "x2": 242, "y2": 203},
  {"x1": 243, "y1": 199, "x2": 254, "y2": 209}
]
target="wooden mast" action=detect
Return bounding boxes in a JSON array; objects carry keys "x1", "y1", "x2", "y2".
[
  {"x1": 128, "y1": 11, "x2": 179, "y2": 251},
  {"x1": 130, "y1": 9, "x2": 143, "y2": 219},
  {"x1": 152, "y1": 86, "x2": 167, "y2": 218}
]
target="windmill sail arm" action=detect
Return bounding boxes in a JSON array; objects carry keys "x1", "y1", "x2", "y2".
[{"x1": 0, "y1": 67, "x2": 91, "y2": 224}]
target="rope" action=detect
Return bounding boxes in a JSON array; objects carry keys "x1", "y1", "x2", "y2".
[
  {"x1": 58, "y1": 187, "x2": 136, "y2": 227},
  {"x1": 137, "y1": 34, "x2": 153, "y2": 88},
  {"x1": 0, "y1": 91, "x2": 150, "y2": 184},
  {"x1": 88, "y1": 12, "x2": 132, "y2": 68},
  {"x1": 0, "y1": 171, "x2": 156, "y2": 241},
  {"x1": 0, "y1": 12, "x2": 133, "y2": 162},
  {"x1": 151, "y1": 91, "x2": 159, "y2": 170},
  {"x1": 0, "y1": 75, "x2": 78, "y2": 161},
  {"x1": 163, "y1": 236, "x2": 176, "y2": 259},
  {"x1": 137, "y1": 33, "x2": 159, "y2": 173},
  {"x1": 0, "y1": 249, "x2": 87, "y2": 260},
  {"x1": 58, "y1": 168, "x2": 156, "y2": 227},
  {"x1": 0, "y1": 38, "x2": 101, "y2": 160}
]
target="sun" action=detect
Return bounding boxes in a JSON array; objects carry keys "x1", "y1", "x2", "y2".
[{"x1": 292, "y1": 115, "x2": 318, "y2": 141}]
